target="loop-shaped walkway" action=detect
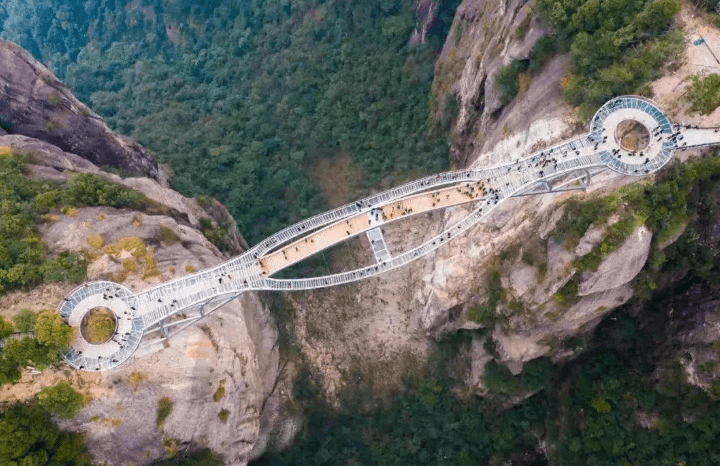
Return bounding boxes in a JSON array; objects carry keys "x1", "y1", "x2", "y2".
[{"x1": 57, "y1": 96, "x2": 720, "y2": 371}]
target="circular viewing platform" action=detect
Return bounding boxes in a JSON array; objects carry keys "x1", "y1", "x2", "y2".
[{"x1": 58, "y1": 281, "x2": 143, "y2": 371}]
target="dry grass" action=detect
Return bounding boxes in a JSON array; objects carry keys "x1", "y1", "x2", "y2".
[
  {"x1": 81, "y1": 307, "x2": 116, "y2": 344},
  {"x1": 142, "y1": 256, "x2": 159, "y2": 280},
  {"x1": 212, "y1": 383, "x2": 226, "y2": 402},
  {"x1": 0, "y1": 146, "x2": 14, "y2": 156},
  {"x1": 128, "y1": 372, "x2": 146, "y2": 389},
  {"x1": 86, "y1": 234, "x2": 104, "y2": 249},
  {"x1": 158, "y1": 226, "x2": 178, "y2": 245}
]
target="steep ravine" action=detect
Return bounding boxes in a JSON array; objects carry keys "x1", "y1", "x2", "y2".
[{"x1": 286, "y1": 0, "x2": 720, "y2": 401}]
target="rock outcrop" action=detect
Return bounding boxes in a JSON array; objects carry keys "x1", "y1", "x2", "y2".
[
  {"x1": 0, "y1": 41, "x2": 161, "y2": 181},
  {"x1": 0, "y1": 53, "x2": 278, "y2": 463}
]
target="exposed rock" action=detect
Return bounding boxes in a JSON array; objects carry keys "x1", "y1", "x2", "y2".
[
  {"x1": 0, "y1": 41, "x2": 161, "y2": 181},
  {"x1": 410, "y1": 0, "x2": 439, "y2": 45},
  {"x1": 578, "y1": 226, "x2": 652, "y2": 296},
  {"x1": 465, "y1": 336, "x2": 493, "y2": 391},
  {"x1": 574, "y1": 224, "x2": 606, "y2": 257},
  {"x1": 1, "y1": 132, "x2": 245, "y2": 255},
  {"x1": 0, "y1": 134, "x2": 100, "y2": 173},
  {"x1": 0, "y1": 125, "x2": 277, "y2": 465},
  {"x1": 432, "y1": 0, "x2": 563, "y2": 166}
]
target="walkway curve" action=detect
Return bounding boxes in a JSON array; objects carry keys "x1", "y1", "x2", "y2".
[{"x1": 57, "y1": 96, "x2": 720, "y2": 371}]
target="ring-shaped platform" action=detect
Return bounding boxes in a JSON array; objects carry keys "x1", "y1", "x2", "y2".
[
  {"x1": 58, "y1": 281, "x2": 143, "y2": 371},
  {"x1": 592, "y1": 96, "x2": 676, "y2": 176}
]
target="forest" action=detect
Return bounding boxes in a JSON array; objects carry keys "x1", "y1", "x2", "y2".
[
  {"x1": 2, "y1": 0, "x2": 720, "y2": 465},
  {"x1": 0, "y1": 0, "x2": 458, "y2": 244}
]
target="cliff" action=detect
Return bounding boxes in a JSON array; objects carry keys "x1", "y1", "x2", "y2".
[
  {"x1": 286, "y1": 0, "x2": 720, "y2": 400},
  {"x1": 0, "y1": 48, "x2": 279, "y2": 465},
  {"x1": 0, "y1": 41, "x2": 161, "y2": 182}
]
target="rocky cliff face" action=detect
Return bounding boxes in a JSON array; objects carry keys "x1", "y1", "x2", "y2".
[
  {"x1": 0, "y1": 50, "x2": 279, "y2": 465},
  {"x1": 0, "y1": 41, "x2": 161, "y2": 182},
  {"x1": 287, "y1": 0, "x2": 720, "y2": 399}
]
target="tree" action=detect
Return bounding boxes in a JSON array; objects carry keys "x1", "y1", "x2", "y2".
[
  {"x1": 0, "y1": 316, "x2": 13, "y2": 339},
  {"x1": 37, "y1": 384, "x2": 84, "y2": 419},
  {"x1": 34, "y1": 311, "x2": 73, "y2": 351},
  {"x1": 2, "y1": 337, "x2": 57, "y2": 369},
  {"x1": 0, "y1": 403, "x2": 90, "y2": 466},
  {"x1": 13, "y1": 309, "x2": 37, "y2": 334}
]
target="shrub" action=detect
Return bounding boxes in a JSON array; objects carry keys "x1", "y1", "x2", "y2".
[
  {"x1": 156, "y1": 397, "x2": 173, "y2": 426},
  {"x1": 13, "y1": 310, "x2": 37, "y2": 333},
  {"x1": 468, "y1": 271, "x2": 502, "y2": 326},
  {"x1": 81, "y1": 307, "x2": 116, "y2": 344},
  {"x1": 128, "y1": 372, "x2": 146, "y2": 388},
  {"x1": 218, "y1": 409, "x2": 230, "y2": 423},
  {"x1": 0, "y1": 316, "x2": 13, "y2": 339},
  {"x1": 37, "y1": 383, "x2": 84, "y2": 419},
  {"x1": 158, "y1": 226, "x2": 178, "y2": 245},
  {"x1": 86, "y1": 234, "x2": 104, "y2": 249},
  {"x1": 35, "y1": 311, "x2": 73, "y2": 351},
  {"x1": 686, "y1": 73, "x2": 720, "y2": 115},
  {"x1": 212, "y1": 384, "x2": 226, "y2": 402},
  {"x1": 39, "y1": 252, "x2": 87, "y2": 283},
  {"x1": 63, "y1": 173, "x2": 146, "y2": 210},
  {"x1": 553, "y1": 277, "x2": 578, "y2": 306},
  {"x1": 495, "y1": 60, "x2": 527, "y2": 104}
]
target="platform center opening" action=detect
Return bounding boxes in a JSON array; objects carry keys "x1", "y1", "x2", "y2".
[
  {"x1": 615, "y1": 119, "x2": 650, "y2": 152},
  {"x1": 81, "y1": 306, "x2": 118, "y2": 345}
]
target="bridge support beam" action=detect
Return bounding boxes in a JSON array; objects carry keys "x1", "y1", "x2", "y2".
[
  {"x1": 141, "y1": 294, "x2": 242, "y2": 343},
  {"x1": 514, "y1": 168, "x2": 600, "y2": 197},
  {"x1": 367, "y1": 227, "x2": 391, "y2": 264}
]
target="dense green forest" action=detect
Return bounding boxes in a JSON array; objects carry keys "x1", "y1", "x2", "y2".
[{"x1": 0, "y1": 0, "x2": 457, "y2": 244}]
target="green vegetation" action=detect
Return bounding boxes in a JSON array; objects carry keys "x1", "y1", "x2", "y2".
[
  {"x1": 0, "y1": 156, "x2": 87, "y2": 294},
  {"x1": 199, "y1": 218, "x2": 231, "y2": 253},
  {"x1": 13, "y1": 309, "x2": 37, "y2": 333},
  {"x1": 552, "y1": 276, "x2": 579, "y2": 306},
  {"x1": 61, "y1": 172, "x2": 146, "y2": 210},
  {"x1": 212, "y1": 384, "x2": 225, "y2": 402},
  {"x1": 483, "y1": 357, "x2": 556, "y2": 397},
  {"x1": 158, "y1": 225, "x2": 178, "y2": 246},
  {"x1": 217, "y1": 409, "x2": 230, "y2": 423},
  {"x1": 0, "y1": 310, "x2": 73, "y2": 383},
  {"x1": 467, "y1": 270, "x2": 502, "y2": 326},
  {"x1": 156, "y1": 397, "x2": 173, "y2": 426},
  {"x1": 149, "y1": 448, "x2": 220, "y2": 466},
  {"x1": 0, "y1": 337, "x2": 58, "y2": 384},
  {"x1": 495, "y1": 60, "x2": 527, "y2": 104},
  {"x1": 0, "y1": 0, "x2": 457, "y2": 245},
  {"x1": 686, "y1": 73, "x2": 720, "y2": 115},
  {"x1": 0, "y1": 316, "x2": 13, "y2": 339},
  {"x1": 80, "y1": 307, "x2": 116, "y2": 344},
  {"x1": 552, "y1": 157, "x2": 720, "y2": 294},
  {"x1": 35, "y1": 310, "x2": 73, "y2": 351},
  {"x1": 535, "y1": 0, "x2": 682, "y2": 118},
  {"x1": 0, "y1": 403, "x2": 90, "y2": 466},
  {"x1": 37, "y1": 383, "x2": 84, "y2": 419}
]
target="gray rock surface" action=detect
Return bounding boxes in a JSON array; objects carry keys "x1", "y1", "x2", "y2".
[
  {"x1": 578, "y1": 226, "x2": 652, "y2": 296},
  {"x1": 3, "y1": 132, "x2": 246, "y2": 255},
  {"x1": 0, "y1": 121, "x2": 279, "y2": 465},
  {"x1": 410, "y1": 0, "x2": 439, "y2": 45},
  {"x1": 0, "y1": 41, "x2": 160, "y2": 181}
]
